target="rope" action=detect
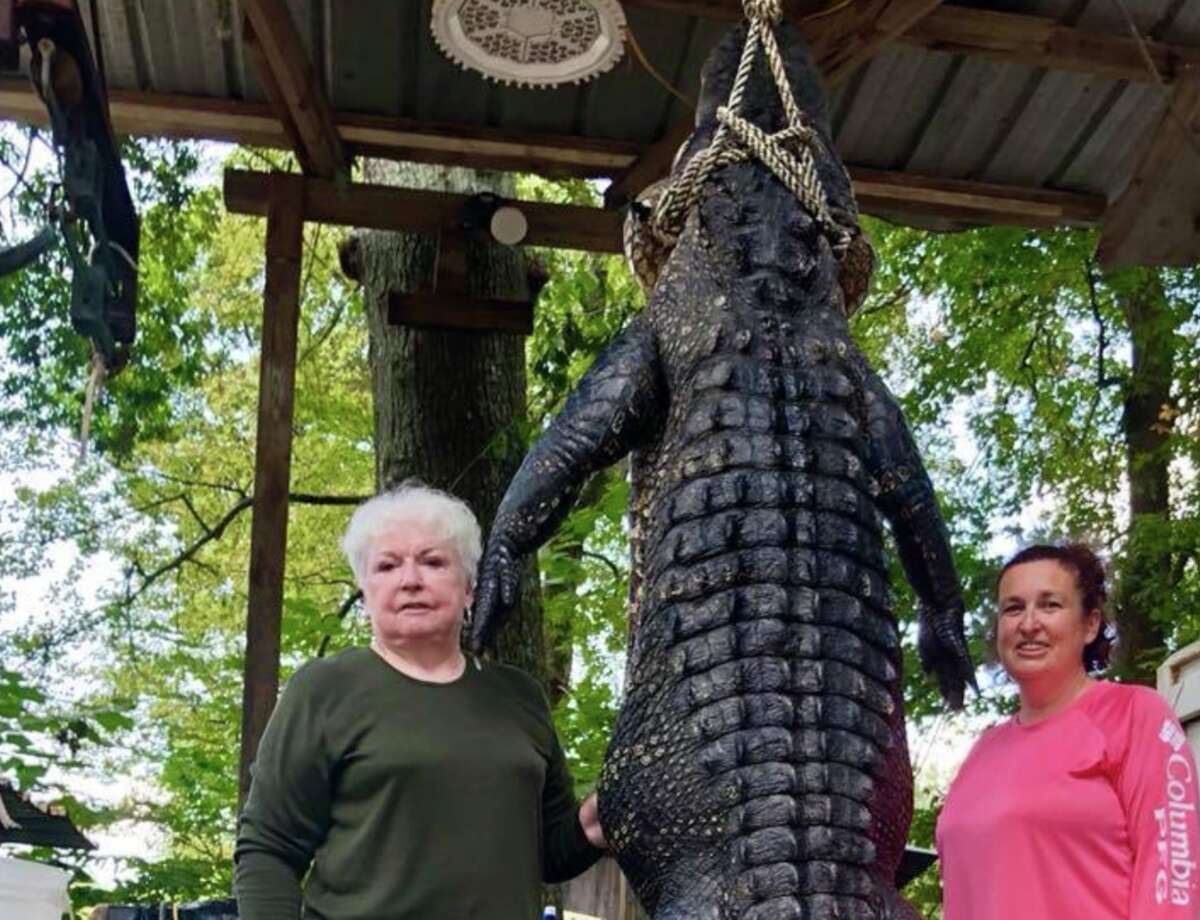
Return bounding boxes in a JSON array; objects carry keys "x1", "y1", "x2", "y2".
[
  {"x1": 626, "y1": 22, "x2": 695, "y2": 112},
  {"x1": 640, "y1": 0, "x2": 859, "y2": 265},
  {"x1": 78, "y1": 350, "x2": 107, "y2": 465}
]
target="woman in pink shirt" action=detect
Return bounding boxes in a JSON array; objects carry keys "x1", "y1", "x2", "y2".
[{"x1": 937, "y1": 544, "x2": 1200, "y2": 919}]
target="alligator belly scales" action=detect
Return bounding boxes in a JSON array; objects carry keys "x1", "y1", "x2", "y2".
[{"x1": 473, "y1": 22, "x2": 973, "y2": 920}]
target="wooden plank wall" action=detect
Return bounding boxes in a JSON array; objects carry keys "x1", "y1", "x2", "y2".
[{"x1": 562, "y1": 858, "x2": 648, "y2": 920}]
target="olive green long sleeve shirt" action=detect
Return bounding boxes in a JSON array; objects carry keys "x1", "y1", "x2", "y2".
[{"x1": 234, "y1": 648, "x2": 602, "y2": 920}]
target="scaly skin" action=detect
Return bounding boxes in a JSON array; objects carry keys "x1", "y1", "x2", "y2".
[{"x1": 472, "y1": 26, "x2": 973, "y2": 920}]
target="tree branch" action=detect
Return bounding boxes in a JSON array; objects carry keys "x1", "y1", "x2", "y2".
[
  {"x1": 117, "y1": 466, "x2": 249, "y2": 497},
  {"x1": 1018, "y1": 316, "x2": 1045, "y2": 405},
  {"x1": 289, "y1": 492, "x2": 370, "y2": 505},
  {"x1": 1081, "y1": 257, "x2": 1125, "y2": 438},
  {"x1": 0, "y1": 132, "x2": 36, "y2": 204},
  {"x1": 581, "y1": 549, "x2": 624, "y2": 583},
  {"x1": 122, "y1": 492, "x2": 367, "y2": 606},
  {"x1": 318, "y1": 589, "x2": 363, "y2": 658},
  {"x1": 125, "y1": 497, "x2": 254, "y2": 604},
  {"x1": 179, "y1": 493, "x2": 212, "y2": 533},
  {"x1": 856, "y1": 284, "x2": 911, "y2": 318}
]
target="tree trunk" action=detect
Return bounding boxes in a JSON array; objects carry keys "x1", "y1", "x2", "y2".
[
  {"x1": 1112, "y1": 267, "x2": 1176, "y2": 685},
  {"x1": 349, "y1": 160, "x2": 547, "y2": 684}
]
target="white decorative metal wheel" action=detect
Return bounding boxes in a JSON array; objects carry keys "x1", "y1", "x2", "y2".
[{"x1": 430, "y1": 0, "x2": 627, "y2": 88}]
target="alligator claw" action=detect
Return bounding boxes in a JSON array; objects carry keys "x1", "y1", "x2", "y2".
[
  {"x1": 917, "y1": 602, "x2": 976, "y2": 710},
  {"x1": 469, "y1": 537, "x2": 521, "y2": 653}
]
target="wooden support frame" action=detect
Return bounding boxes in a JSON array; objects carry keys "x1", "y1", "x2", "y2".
[
  {"x1": 1097, "y1": 75, "x2": 1200, "y2": 268},
  {"x1": 224, "y1": 166, "x2": 1104, "y2": 262},
  {"x1": 0, "y1": 80, "x2": 640, "y2": 178},
  {"x1": 388, "y1": 289, "x2": 535, "y2": 334},
  {"x1": 237, "y1": 172, "x2": 305, "y2": 811},
  {"x1": 852, "y1": 167, "x2": 1106, "y2": 227},
  {"x1": 243, "y1": 0, "x2": 347, "y2": 177},
  {"x1": 389, "y1": 229, "x2": 535, "y2": 333},
  {"x1": 223, "y1": 169, "x2": 625, "y2": 254}
]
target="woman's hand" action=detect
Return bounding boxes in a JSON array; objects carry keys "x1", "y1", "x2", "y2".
[{"x1": 578, "y1": 793, "x2": 607, "y2": 849}]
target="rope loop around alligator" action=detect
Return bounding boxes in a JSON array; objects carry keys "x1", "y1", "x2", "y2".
[{"x1": 628, "y1": 0, "x2": 864, "y2": 298}]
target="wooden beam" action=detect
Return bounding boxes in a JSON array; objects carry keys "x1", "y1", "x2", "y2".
[
  {"x1": 0, "y1": 80, "x2": 639, "y2": 178},
  {"x1": 851, "y1": 166, "x2": 1106, "y2": 227},
  {"x1": 388, "y1": 292, "x2": 534, "y2": 334},
  {"x1": 899, "y1": 6, "x2": 1200, "y2": 84},
  {"x1": 809, "y1": 0, "x2": 945, "y2": 86},
  {"x1": 241, "y1": 16, "x2": 309, "y2": 171},
  {"x1": 224, "y1": 166, "x2": 1103, "y2": 262},
  {"x1": 242, "y1": 0, "x2": 346, "y2": 177},
  {"x1": 1097, "y1": 75, "x2": 1200, "y2": 268},
  {"x1": 223, "y1": 169, "x2": 626, "y2": 254},
  {"x1": 620, "y1": 0, "x2": 1200, "y2": 84},
  {"x1": 237, "y1": 171, "x2": 304, "y2": 811}
]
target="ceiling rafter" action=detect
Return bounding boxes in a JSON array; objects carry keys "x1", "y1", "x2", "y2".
[
  {"x1": 898, "y1": 5, "x2": 1200, "y2": 84},
  {"x1": 619, "y1": 0, "x2": 1200, "y2": 83},
  {"x1": 242, "y1": 0, "x2": 347, "y2": 178},
  {"x1": 0, "y1": 76, "x2": 1107, "y2": 235},
  {"x1": 621, "y1": 0, "x2": 1200, "y2": 83},
  {"x1": 0, "y1": 81, "x2": 640, "y2": 178},
  {"x1": 809, "y1": 0, "x2": 945, "y2": 86},
  {"x1": 1097, "y1": 75, "x2": 1200, "y2": 268}
]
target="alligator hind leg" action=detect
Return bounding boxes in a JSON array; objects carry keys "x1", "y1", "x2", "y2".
[{"x1": 652, "y1": 901, "x2": 720, "y2": 920}]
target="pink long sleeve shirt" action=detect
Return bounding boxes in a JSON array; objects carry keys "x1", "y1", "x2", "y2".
[{"x1": 937, "y1": 681, "x2": 1200, "y2": 919}]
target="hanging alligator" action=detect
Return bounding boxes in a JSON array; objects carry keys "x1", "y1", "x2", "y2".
[{"x1": 472, "y1": 15, "x2": 974, "y2": 920}]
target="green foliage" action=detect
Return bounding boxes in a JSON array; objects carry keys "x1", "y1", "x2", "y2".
[
  {"x1": 904, "y1": 793, "x2": 944, "y2": 918},
  {"x1": 857, "y1": 219, "x2": 1200, "y2": 680}
]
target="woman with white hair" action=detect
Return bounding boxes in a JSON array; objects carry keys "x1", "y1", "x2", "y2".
[{"x1": 233, "y1": 481, "x2": 606, "y2": 920}]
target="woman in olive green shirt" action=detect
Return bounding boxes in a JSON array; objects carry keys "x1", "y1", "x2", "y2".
[{"x1": 234, "y1": 482, "x2": 606, "y2": 920}]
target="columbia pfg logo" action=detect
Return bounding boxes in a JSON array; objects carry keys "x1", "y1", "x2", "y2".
[{"x1": 1160, "y1": 718, "x2": 1187, "y2": 753}]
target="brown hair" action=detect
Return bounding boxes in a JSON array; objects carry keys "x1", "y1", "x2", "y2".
[{"x1": 997, "y1": 543, "x2": 1116, "y2": 672}]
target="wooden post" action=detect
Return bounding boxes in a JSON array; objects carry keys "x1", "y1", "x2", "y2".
[
  {"x1": 237, "y1": 171, "x2": 305, "y2": 810},
  {"x1": 562, "y1": 858, "x2": 648, "y2": 920}
]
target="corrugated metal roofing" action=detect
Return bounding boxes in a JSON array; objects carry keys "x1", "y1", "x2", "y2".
[{"x1": 73, "y1": 0, "x2": 1197, "y2": 213}]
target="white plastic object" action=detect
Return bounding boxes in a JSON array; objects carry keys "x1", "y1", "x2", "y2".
[
  {"x1": 1159, "y1": 641, "x2": 1200, "y2": 764},
  {"x1": 490, "y1": 205, "x2": 529, "y2": 245},
  {"x1": 0, "y1": 856, "x2": 72, "y2": 920},
  {"x1": 431, "y1": 0, "x2": 627, "y2": 88}
]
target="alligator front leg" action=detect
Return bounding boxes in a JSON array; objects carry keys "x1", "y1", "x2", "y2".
[
  {"x1": 470, "y1": 315, "x2": 667, "y2": 651},
  {"x1": 861, "y1": 368, "x2": 976, "y2": 709}
]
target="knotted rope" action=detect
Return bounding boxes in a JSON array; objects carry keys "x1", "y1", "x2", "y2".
[{"x1": 634, "y1": 0, "x2": 859, "y2": 279}]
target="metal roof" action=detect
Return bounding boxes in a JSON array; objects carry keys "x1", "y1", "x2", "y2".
[{"x1": 10, "y1": 0, "x2": 1191, "y2": 265}]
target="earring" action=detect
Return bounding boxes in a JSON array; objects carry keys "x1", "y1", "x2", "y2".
[{"x1": 463, "y1": 606, "x2": 474, "y2": 629}]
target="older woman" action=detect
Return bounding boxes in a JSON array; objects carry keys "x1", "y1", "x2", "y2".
[
  {"x1": 937, "y1": 543, "x2": 1199, "y2": 918},
  {"x1": 234, "y1": 482, "x2": 605, "y2": 920}
]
